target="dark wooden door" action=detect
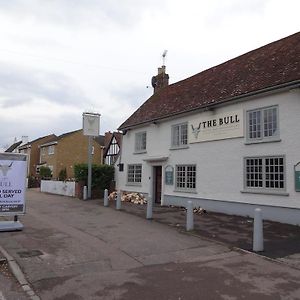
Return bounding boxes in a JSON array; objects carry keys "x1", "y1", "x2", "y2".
[{"x1": 154, "y1": 166, "x2": 162, "y2": 204}]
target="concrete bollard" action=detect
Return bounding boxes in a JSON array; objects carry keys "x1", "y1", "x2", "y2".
[
  {"x1": 253, "y1": 208, "x2": 264, "y2": 252},
  {"x1": 146, "y1": 195, "x2": 153, "y2": 219},
  {"x1": 116, "y1": 191, "x2": 121, "y2": 210},
  {"x1": 104, "y1": 189, "x2": 108, "y2": 207},
  {"x1": 83, "y1": 186, "x2": 88, "y2": 201},
  {"x1": 186, "y1": 200, "x2": 194, "y2": 231}
]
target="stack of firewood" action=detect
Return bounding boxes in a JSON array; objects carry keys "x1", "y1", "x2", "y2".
[
  {"x1": 108, "y1": 191, "x2": 147, "y2": 205},
  {"x1": 108, "y1": 191, "x2": 117, "y2": 202},
  {"x1": 193, "y1": 207, "x2": 206, "y2": 214},
  {"x1": 122, "y1": 192, "x2": 147, "y2": 205}
]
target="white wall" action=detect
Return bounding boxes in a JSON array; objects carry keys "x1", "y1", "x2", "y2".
[
  {"x1": 41, "y1": 180, "x2": 76, "y2": 197},
  {"x1": 116, "y1": 88, "x2": 300, "y2": 224}
]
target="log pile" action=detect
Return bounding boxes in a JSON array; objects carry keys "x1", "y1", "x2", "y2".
[
  {"x1": 108, "y1": 191, "x2": 117, "y2": 202},
  {"x1": 108, "y1": 191, "x2": 147, "y2": 205},
  {"x1": 122, "y1": 192, "x2": 147, "y2": 205},
  {"x1": 193, "y1": 207, "x2": 206, "y2": 214}
]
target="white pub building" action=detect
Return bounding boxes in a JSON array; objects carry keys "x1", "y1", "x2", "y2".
[{"x1": 115, "y1": 32, "x2": 300, "y2": 225}]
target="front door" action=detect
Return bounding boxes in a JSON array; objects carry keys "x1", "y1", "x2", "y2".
[{"x1": 154, "y1": 166, "x2": 162, "y2": 204}]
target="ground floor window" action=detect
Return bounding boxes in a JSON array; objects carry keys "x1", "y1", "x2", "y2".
[
  {"x1": 244, "y1": 156, "x2": 285, "y2": 191},
  {"x1": 175, "y1": 165, "x2": 196, "y2": 191},
  {"x1": 127, "y1": 164, "x2": 142, "y2": 184}
]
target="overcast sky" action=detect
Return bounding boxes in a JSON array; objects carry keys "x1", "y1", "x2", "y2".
[{"x1": 0, "y1": 0, "x2": 299, "y2": 150}]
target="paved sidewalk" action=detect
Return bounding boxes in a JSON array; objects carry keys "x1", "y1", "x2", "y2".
[
  {"x1": 0, "y1": 190, "x2": 300, "y2": 299},
  {"x1": 115, "y1": 199, "x2": 300, "y2": 268}
]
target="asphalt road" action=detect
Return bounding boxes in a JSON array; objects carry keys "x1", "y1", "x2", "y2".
[{"x1": 0, "y1": 190, "x2": 300, "y2": 299}]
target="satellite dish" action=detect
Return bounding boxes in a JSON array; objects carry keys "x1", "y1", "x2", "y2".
[{"x1": 151, "y1": 76, "x2": 157, "y2": 88}]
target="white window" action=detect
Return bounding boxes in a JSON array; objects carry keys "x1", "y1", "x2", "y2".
[
  {"x1": 127, "y1": 164, "x2": 142, "y2": 184},
  {"x1": 244, "y1": 156, "x2": 285, "y2": 191},
  {"x1": 246, "y1": 106, "x2": 279, "y2": 142},
  {"x1": 175, "y1": 165, "x2": 196, "y2": 191},
  {"x1": 171, "y1": 123, "x2": 188, "y2": 148},
  {"x1": 48, "y1": 145, "x2": 55, "y2": 155},
  {"x1": 135, "y1": 132, "x2": 146, "y2": 152}
]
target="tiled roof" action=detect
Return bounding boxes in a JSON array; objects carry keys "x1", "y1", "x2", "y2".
[
  {"x1": 119, "y1": 32, "x2": 300, "y2": 130},
  {"x1": 57, "y1": 129, "x2": 81, "y2": 140},
  {"x1": 19, "y1": 134, "x2": 57, "y2": 149},
  {"x1": 5, "y1": 140, "x2": 22, "y2": 152},
  {"x1": 94, "y1": 135, "x2": 105, "y2": 146}
]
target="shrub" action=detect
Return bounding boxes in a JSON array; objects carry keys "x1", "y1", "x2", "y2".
[
  {"x1": 74, "y1": 163, "x2": 114, "y2": 190},
  {"x1": 39, "y1": 166, "x2": 52, "y2": 180},
  {"x1": 58, "y1": 168, "x2": 67, "y2": 181}
]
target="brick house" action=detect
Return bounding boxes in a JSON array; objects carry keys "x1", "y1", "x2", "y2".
[
  {"x1": 18, "y1": 134, "x2": 57, "y2": 176},
  {"x1": 115, "y1": 32, "x2": 300, "y2": 225},
  {"x1": 39, "y1": 129, "x2": 105, "y2": 179}
]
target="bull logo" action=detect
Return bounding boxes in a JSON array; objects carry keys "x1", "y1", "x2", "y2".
[
  {"x1": 0, "y1": 162, "x2": 13, "y2": 176},
  {"x1": 191, "y1": 123, "x2": 201, "y2": 139},
  {"x1": 88, "y1": 116, "x2": 95, "y2": 125}
]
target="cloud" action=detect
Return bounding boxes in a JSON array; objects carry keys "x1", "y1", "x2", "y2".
[
  {"x1": 0, "y1": 0, "x2": 166, "y2": 29},
  {"x1": 0, "y1": 63, "x2": 90, "y2": 108}
]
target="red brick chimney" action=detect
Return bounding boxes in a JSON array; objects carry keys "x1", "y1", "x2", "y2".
[{"x1": 151, "y1": 65, "x2": 169, "y2": 94}]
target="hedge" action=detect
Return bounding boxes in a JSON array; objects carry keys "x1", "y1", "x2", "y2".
[{"x1": 74, "y1": 163, "x2": 114, "y2": 190}]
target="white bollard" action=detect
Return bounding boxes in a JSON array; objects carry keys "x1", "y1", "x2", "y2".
[
  {"x1": 146, "y1": 195, "x2": 153, "y2": 219},
  {"x1": 83, "y1": 186, "x2": 88, "y2": 201},
  {"x1": 253, "y1": 208, "x2": 264, "y2": 252},
  {"x1": 116, "y1": 191, "x2": 121, "y2": 210},
  {"x1": 104, "y1": 189, "x2": 108, "y2": 207},
  {"x1": 186, "y1": 201, "x2": 194, "y2": 231}
]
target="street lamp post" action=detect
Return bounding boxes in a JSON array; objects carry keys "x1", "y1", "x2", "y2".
[{"x1": 82, "y1": 112, "x2": 100, "y2": 199}]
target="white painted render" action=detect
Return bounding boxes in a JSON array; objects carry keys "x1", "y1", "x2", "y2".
[
  {"x1": 41, "y1": 180, "x2": 76, "y2": 197},
  {"x1": 115, "y1": 88, "x2": 300, "y2": 224}
]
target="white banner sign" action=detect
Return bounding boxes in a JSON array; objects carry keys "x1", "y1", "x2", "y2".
[
  {"x1": 83, "y1": 113, "x2": 100, "y2": 136},
  {"x1": 0, "y1": 153, "x2": 27, "y2": 215},
  {"x1": 189, "y1": 109, "x2": 244, "y2": 143}
]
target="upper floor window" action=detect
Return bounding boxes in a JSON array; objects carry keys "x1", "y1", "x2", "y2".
[
  {"x1": 246, "y1": 106, "x2": 279, "y2": 142},
  {"x1": 48, "y1": 145, "x2": 55, "y2": 155},
  {"x1": 171, "y1": 123, "x2": 188, "y2": 148},
  {"x1": 244, "y1": 156, "x2": 285, "y2": 192},
  {"x1": 175, "y1": 164, "x2": 196, "y2": 191},
  {"x1": 127, "y1": 164, "x2": 142, "y2": 184},
  {"x1": 135, "y1": 131, "x2": 147, "y2": 152}
]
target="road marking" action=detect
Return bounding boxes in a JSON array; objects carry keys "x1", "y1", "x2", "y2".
[{"x1": 0, "y1": 291, "x2": 7, "y2": 300}]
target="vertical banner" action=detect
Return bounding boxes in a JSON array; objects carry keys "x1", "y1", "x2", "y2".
[{"x1": 0, "y1": 153, "x2": 27, "y2": 215}]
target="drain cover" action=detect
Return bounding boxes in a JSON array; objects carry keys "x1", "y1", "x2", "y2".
[{"x1": 17, "y1": 250, "x2": 43, "y2": 258}]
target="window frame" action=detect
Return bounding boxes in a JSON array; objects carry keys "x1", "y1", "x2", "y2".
[
  {"x1": 246, "y1": 105, "x2": 280, "y2": 143},
  {"x1": 127, "y1": 164, "x2": 142, "y2": 185},
  {"x1": 243, "y1": 155, "x2": 286, "y2": 194},
  {"x1": 135, "y1": 131, "x2": 147, "y2": 153},
  {"x1": 175, "y1": 164, "x2": 196, "y2": 192},
  {"x1": 171, "y1": 122, "x2": 188, "y2": 149},
  {"x1": 48, "y1": 145, "x2": 55, "y2": 155}
]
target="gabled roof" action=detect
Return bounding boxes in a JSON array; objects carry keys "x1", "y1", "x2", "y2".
[
  {"x1": 57, "y1": 129, "x2": 81, "y2": 140},
  {"x1": 104, "y1": 132, "x2": 122, "y2": 157},
  {"x1": 94, "y1": 135, "x2": 105, "y2": 146},
  {"x1": 119, "y1": 32, "x2": 300, "y2": 130},
  {"x1": 19, "y1": 134, "x2": 57, "y2": 149},
  {"x1": 5, "y1": 140, "x2": 22, "y2": 152}
]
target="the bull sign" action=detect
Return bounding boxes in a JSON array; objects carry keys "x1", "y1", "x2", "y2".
[{"x1": 0, "y1": 162, "x2": 13, "y2": 176}]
